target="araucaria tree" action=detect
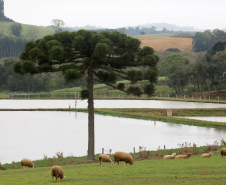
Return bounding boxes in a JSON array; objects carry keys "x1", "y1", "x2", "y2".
[{"x1": 13, "y1": 30, "x2": 159, "y2": 161}]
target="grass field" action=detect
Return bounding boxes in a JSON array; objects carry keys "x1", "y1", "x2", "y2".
[
  {"x1": 0, "y1": 22, "x2": 54, "y2": 40},
  {"x1": 1, "y1": 153, "x2": 226, "y2": 185},
  {"x1": 137, "y1": 35, "x2": 193, "y2": 52}
]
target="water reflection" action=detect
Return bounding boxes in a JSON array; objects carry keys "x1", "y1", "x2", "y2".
[{"x1": 1, "y1": 111, "x2": 226, "y2": 164}]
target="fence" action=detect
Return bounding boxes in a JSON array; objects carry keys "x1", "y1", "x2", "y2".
[{"x1": 8, "y1": 92, "x2": 226, "y2": 101}]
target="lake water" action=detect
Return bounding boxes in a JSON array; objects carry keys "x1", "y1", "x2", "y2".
[
  {"x1": 1, "y1": 99, "x2": 226, "y2": 109},
  {"x1": 1, "y1": 111, "x2": 226, "y2": 164}
]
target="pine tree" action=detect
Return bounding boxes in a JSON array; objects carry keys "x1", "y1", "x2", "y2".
[
  {"x1": 0, "y1": 0, "x2": 14, "y2": 22},
  {"x1": 0, "y1": 0, "x2": 4, "y2": 19}
]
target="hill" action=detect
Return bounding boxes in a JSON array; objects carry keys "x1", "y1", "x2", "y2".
[
  {"x1": 0, "y1": 22, "x2": 54, "y2": 40},
  {"x1": 137, "y1": 35, "x2": 193, "y2": 52}
]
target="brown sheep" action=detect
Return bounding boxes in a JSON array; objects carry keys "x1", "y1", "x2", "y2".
[
  {"x1": 113, "y1": 151, "x2": 134, "y2": 166},
  {"x1": 221, "y1": 148, "x2": 226, "y2": 158},
  {"x1": 201, "y1": 152, "x2": 213, "y2": 158},
  {"x1": 175, "y1": 153, "x2": 191, "y2": 159},
  {"x1": 51, "y1": 165, "x2": 64, "y2": 182},
  {"x1": 99, "y1": 154, "x2": 112, "y2": 165},
  {"x1": 21, "y1": 158, "x2": 34, "y2": 169},
  {"x1": 163, "y1": 153, "x2": 176, "y2": 159}
]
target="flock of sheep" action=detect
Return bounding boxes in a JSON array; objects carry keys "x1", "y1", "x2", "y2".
[
  {"x1": 18, "y1": 148, "x2": 226, "y2": 182},
  {"x1": 20, "y1": 151, "x2": 134, "y2": 182}
]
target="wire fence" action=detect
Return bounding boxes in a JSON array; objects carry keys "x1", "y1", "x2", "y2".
[{"x1": 8, "y1": 92, "x2": 226, "y2": 101}]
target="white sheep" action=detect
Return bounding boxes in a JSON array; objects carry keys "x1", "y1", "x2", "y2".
[
  {"x1": 163, "y1": 153, "x2": 176, "y2": 159},
  {"x1": 201, "y1": 152, "x2": 213, "y2": 158},
  {"x1": 21, "y1": 158, "x2": 34, "y2": 169},
  {"x1": 220, "y1": 148, "x2": 226, "y2": 158},
  {"x1": 175, "y1": 153, "x2": 191, "y2": 159},
  {"x1": 99, "y1": 154, "x2": 112, "y2": 165},
  {"x1": 51, "y1": 165, "x2": 64, "y2": 182},
  {"x1": 113, "y1": 151, "x2": 134, "y2": 166}
]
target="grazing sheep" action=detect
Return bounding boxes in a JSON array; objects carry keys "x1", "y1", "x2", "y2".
[
  {"x1": 221, "y1": 148, "x2": 226, "y2": 158},
  {"x1": 113, "y1": 151, "x2": 134, "y2": 166},
  {"x1": 99, "y1": 154, "x2": 112, "y2": 165},
  {"x1": 21, "y1": 158, "x2": 34, "y2": 169},
  {"x1": 51, "y1": 165, "x2": 64, "y2": 182},
  {"x1": 163, "y1": 153, "x2": 176, "y2": 159},
  {"x1": 175, "y1": 153, "x2": 191, "y2": 159},
  {"x1": 201, "y1": 152, "x2": 213, "y2": 158}
]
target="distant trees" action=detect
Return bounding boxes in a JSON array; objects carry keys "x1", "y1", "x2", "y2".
[
  {"x1": 0, "y1": 0, "x2": 4, "y2": 18},
  {"x1": 192, "y1": 29, "x2": 226, "y2": 52},
  {"x1": 0, "y1": 58, "x2": 81, "y2": 92},
  {"x1": 10, "y1": 23, "x2": 22, "y2": 37},
  {"x1": 0, "y1": 35, "x2": 26, "y2": 58},
  {"x1": 160, "y1": 54, "x2": 189, "y2": 94},
  {"x1": 0, "y1": 0, "x2": 13, "y2": 22},
  {"x1": 160, "y1": 39, "x2": 226, "y2": 94},
  {"x1": 51, "y1": 19, "x2": 65, "y2": 33}
]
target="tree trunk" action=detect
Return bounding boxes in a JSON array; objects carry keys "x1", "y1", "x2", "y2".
[{"x1": 87, "y1": 66, "x2": 95, "y2": 162}]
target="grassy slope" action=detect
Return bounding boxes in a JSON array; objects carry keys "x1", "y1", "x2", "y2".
[
  {"x1": 0, "y1": 22, "x2": 54, "y2": 40},
  {"x1": 1, "y1": 154, "x2": 226, "y2": 185}
]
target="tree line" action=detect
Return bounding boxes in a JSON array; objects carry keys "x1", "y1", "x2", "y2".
[
  {"x1": 160, "y1": 41, "x2": 226, "y2": 95},
  {"x1": 0, "y1": 58, "x2": 86, "y2": 92}
]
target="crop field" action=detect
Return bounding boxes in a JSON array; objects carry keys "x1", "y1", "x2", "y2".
[
  {"x1": 1, "y1": 153, "x2": 226, "y2": 185},
  {"x1": 137, "y1": 35, "x2": 193, "y2": 52}
]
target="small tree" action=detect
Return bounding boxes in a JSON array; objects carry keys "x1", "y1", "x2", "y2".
[
  {"x1": 13, "y1": 30, "x2": 159, "y2": 161},
  {"x1": 51, "y1": 19, "x2": 65, "y2": 33},
  {"x1": 10, "y1": 23, "x2": 22, "y2": 37}
]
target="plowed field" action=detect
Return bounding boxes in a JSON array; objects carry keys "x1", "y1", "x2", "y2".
[{"x1": 137, "y1": 35, "x2": 193, "y2": 52}]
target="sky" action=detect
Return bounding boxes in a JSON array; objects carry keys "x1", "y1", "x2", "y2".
[{"x1": 3, "y1": 0, "x2": 226, "y2": 30}]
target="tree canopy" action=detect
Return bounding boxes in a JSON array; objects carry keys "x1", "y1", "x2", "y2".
[{"x1": 14, "y1": 30, "x2": 159, "y2": 161}]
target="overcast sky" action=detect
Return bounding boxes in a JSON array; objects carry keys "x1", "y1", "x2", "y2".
[{"x1": 4, "y1": 0, "x2": 226, "y2": 30}]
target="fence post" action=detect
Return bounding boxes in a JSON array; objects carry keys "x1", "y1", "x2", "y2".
[
  {"x1": 164, "y1": 145, "x2": 166, "y2": 155},
  {"x1": 218, "y1": 96, "x2": 220, "y2": 101},
  {"x1": 102, "y1": 148, "x2": 104, "y2": 154},
  {"x1": 133, "y1": 147, "x2": 136, "y2": 154}
]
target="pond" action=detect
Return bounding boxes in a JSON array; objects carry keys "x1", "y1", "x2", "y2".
[
  {"x1": 1, "y1": 99, "x2": 226, "y2": 109},
  {"x1": 1, "y1": 111, "x2": 226, "y2": 164}
]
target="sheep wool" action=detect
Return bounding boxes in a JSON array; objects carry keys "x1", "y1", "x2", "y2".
[
  {"x1": 175, "y1": 153, "x2": 191, "y2": 159},
  {"x1": 21, "y1": 158, "x2": 34, "y2": 169},
  {"x1": 163, "y1": 153, "x2": 176, "y2": 159},
  {"x1": 51, "y1": 165, "x2": 64, "y2": 182},
  {"x1": 201, "y1": 152, "x2": 213, "y2": 158},
  {"x1": 221, "y1": 148, "x2": 226, "y2": 158},
  {"x1": 99, "y1": 154, "x2": 112, "y2": 165},
  {"x1": 113, "y1": 151, "x2": 134, "y2": 165}
]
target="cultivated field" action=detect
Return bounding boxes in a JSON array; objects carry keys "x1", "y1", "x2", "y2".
[{"x1": 137, "y1": 35, "x2": 193, "y2": 52}]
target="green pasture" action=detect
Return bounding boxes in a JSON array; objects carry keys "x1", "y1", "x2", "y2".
[
  {"x1": 0, "y1": 22, "x2": 54, "y2": 39},
  {"x1": 1, "y1": 153, "x2": 226, "y2": 185}
]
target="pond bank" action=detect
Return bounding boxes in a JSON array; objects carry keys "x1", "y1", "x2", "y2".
[{"x1": 86, "y1": 108, "x2": 226, "y2": 130}]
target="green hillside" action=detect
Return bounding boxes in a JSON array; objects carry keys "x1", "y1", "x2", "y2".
[{"x1": 0, "y1": 22, "x2": 55, "y2": 39}]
